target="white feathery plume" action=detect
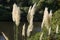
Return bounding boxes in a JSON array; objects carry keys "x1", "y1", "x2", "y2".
[
  {"x1": 27, "y1": 6, "x2": 32, "y2": 23},
  {"x1": 12, "y1": 3, "x2": 21, "y2": 26},
  {"x1": 15, "y1": 7, "x2": 20, "y2": 26},
  {"x1": 30, "y1": 3, "x2": 36, "y2": 17},
  {"x1": 49, "y1": 10, "x2": 52, "y2": 21},
  {"x1": 12, "y1": 3, "x2": 17, "y2": 22},
  {"x1": 27, "y1": 24, "x2": 33, "y2": 37},
  {"x1": 48, "y1": 27, "x2": 51, "y2": 35},
  {"x1": 39, "y1": 32, "x2": 44, "y2": 40},
  {"x1": 2, "y1": 32, "x2": 9, "y2": 40},
  {"x1": 27, "y1": 3, "x2": 36, "y2": 23},
  {"x1": 56, "y1": 25, "x2": 59, "y2": 34},
  {"x1": 27, "y1": 3, "x2": 36, "y2": 37},
  {"x1": 41, "y1": 7, "x2": 49, "y2": 29},
  {"x1": 22, "y1": 24, "x2": 25, "y2": 36}
]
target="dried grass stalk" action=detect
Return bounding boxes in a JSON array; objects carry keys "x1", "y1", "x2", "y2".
[
  {"x1": 2, "y1": 32, "x2": 9, "y2": 40},
  {"x1": 39, "y1": 32, "x2": 44, "y2": 40}
]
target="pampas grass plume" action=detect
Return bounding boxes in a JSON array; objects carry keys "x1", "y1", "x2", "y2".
[
  {"x1": 22, "y1": 24, "x2": 25, "y2": 36},
  {"x1": 12, "y1": 3, "x2": 21, "y2": 26},
  {"x1": 27, "y1": 3, "x2": 36, "y2": 37},
  {"x1": 41, "y1": 7, "x2": 49, "y2": 29}
]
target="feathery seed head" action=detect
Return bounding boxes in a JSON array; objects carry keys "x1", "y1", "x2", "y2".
[{"x1": 12, "y1": 3, "x2": 21, "y2": 26}]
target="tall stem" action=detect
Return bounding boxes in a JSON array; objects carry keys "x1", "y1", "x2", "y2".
[{"x1": 14, "y1": 23, "x2": 18, "y2": 40}]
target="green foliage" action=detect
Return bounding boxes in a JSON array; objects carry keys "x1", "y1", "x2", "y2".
[
  {"x1": 46, "y1": 0, "x2": 54, "y2": 4},
  {"x1": 27, "y1": 32, "x2": 40, "y2": 40},
  {"x1": 51, "y1": 9, "x2": 60, "y2": 39},
  {"x1": 51, "y1": 9, "x2": 60, "y2": 27},
  {"x1": 31, "y1": 0, "x2": 40, "y2": 4}
]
